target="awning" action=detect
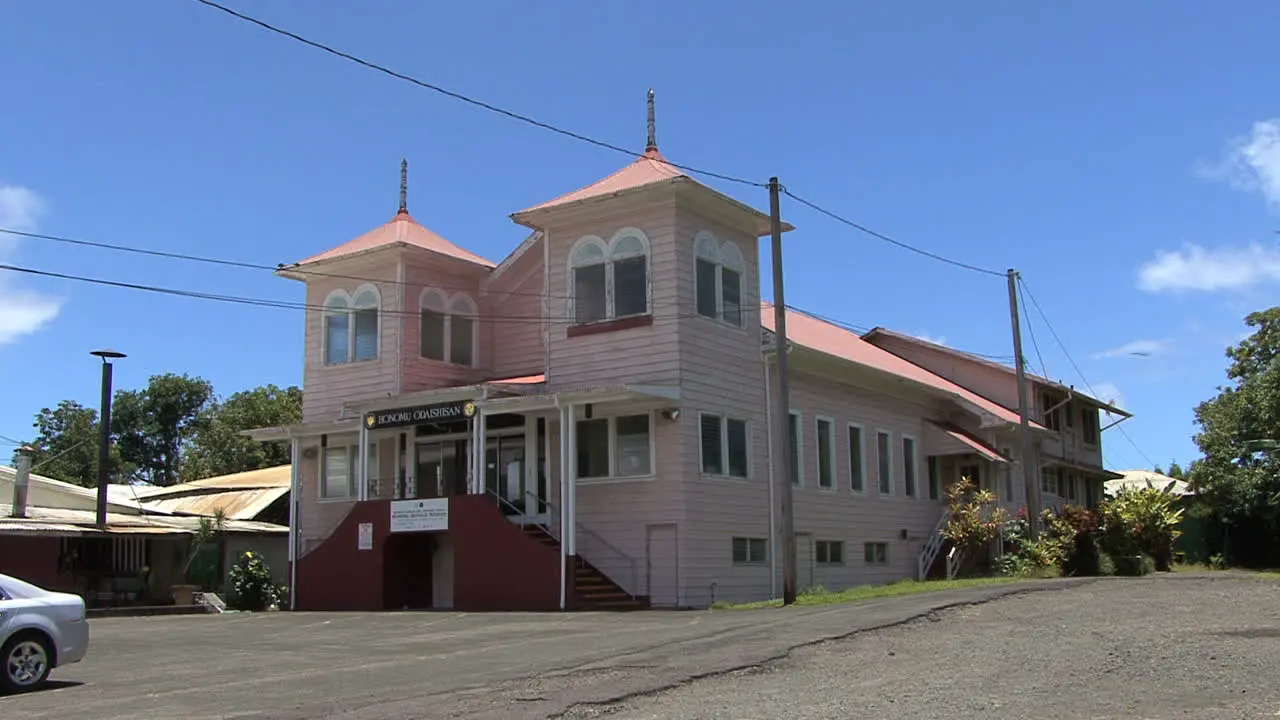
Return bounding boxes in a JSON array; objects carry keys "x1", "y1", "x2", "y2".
[
  {"x1": 925, "y1": 421, "x2": 1008, "y2": 463},
  {"x1": 479, "y1": 384, "x2": 681, "y2": 415},
  {"x1": 242, "y1": 418, "x2": 361, "y2": 442},
  {"x1": 1041, "y1": 457, "x2": 1124, "y2": 481}
]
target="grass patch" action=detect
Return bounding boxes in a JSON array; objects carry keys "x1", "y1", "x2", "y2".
[{"x1": 710, "y1": 576, "x2": 1024, "y2": 610}]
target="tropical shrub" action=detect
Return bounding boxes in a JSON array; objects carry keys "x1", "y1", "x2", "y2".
[
  {"x1": 228, "y1": 551, "x2": 283, "y2": 611},
  {"x1": 941, "y1": 477, "x2": 1007, "y2": 575},
  {"x1": 1098, "y1": 486, "x2": 1184, "y2": 571}
]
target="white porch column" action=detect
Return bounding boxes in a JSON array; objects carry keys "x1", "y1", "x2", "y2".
[
  {"x1": 358, "y1": 420, "x2": 369, "y2": 502},
  {"x1": 524, "y1": 414, "x2": 539, "y2": 515},
  {"x1": 288, "y1": 437, "x2": 300, "y2": 612},
  {"x1": 565, "y1": 403, "x2": 577, "y2": 558},
  {"x1": 471, "y1": 410, "x2": 488, "y2": 495},
  {"x1": 558, "y1": 403, "x2": 569, "y2": 610}
]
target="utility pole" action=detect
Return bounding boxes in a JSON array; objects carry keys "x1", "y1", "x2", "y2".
[
  {"x1": 769, "y1": 177, "x2": 797, "y2": 605},
  {"x1": 11, "y1": 446, "x2": 32, "y2": 518},
  {"x1": 91, "y1": 349, "x2": 126, "y2": 528},
  {"x1": 1006, "y1": 269, "x2": 1040, "y2": 534}
]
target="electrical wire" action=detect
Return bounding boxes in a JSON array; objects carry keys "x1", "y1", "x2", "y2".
[
  {"x1": 1016, "y1": 278, "x2": 1050, "y2": 379},
  {"x1": 1017, "y1": 276, "x2": 1156, "y2": 469},
  {"x1": 781, "y1": 187, "x2": 1006, "y2": 278},
  {"x1": 191, "y1": 0, "x2": 763, "y2": 189}
]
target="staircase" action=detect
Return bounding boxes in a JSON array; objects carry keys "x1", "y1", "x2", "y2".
[
  {"x1": 520, "y1": 524, "x2": 648, "y2": 611},
  {"x1": 917, "y1": 510, "x2": 953, "y2": 580}
]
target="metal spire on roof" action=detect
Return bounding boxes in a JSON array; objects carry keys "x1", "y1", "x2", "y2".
[
  {"x1": 646, "y1": 88, "x2": 658, "y2": 153},
  {"x1": 398, "y1": 158, "x2": 409, "y2": 214}
]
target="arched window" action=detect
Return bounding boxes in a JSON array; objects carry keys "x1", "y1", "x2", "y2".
[
  {"x1": 321, "y1": 285, "x2": 381, "y2": 364},
  {"x1": 419, "y1": 290, "x2": 448, "y2": 362},
  {"x1": 418, "y1": 288, "x2": 477, "y2": 367},
  {"x1": 693, "y1": 231, "x2": 745, "y2": 328},
  {"x1": 323, "y1": 292, "x2": 351, "y2": 365},
  {"x1": 567, "y1": 229, "x2": 651, "y2": 325},
  {"x1": 449, "y1": 295, "x2": 477, "y2": 366},
  {"x1": 351, "y1": 285, "x2": 381, "y2": 361}
]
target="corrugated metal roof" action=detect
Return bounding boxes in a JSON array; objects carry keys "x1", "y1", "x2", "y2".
[
  {"x1": 182, "y1": 465, "x2": 291, "y2": 490},
  {"x1": 142, "y1": 487, "x2": 290, "y2": 521},
  {"x1": 0, "y1": 504, "x2": 285, "y2": 536}
]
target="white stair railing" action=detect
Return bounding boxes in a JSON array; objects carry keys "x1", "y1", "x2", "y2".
[
  {"x1": 946, "y1": 546, "x2": 964, "y2": 580},
  {"x1": 917, "y1": 510, "x2": 952, "y2": 581}
]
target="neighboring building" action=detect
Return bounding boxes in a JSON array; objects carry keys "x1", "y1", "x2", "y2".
[
  {"x1": 248, "y1": 92, "x2": 1131, "y2": 611},
  {"x1": 862, "y1": 328, "x2": 1128, "y2": 512}
]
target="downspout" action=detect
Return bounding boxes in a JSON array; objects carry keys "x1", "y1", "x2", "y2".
[
  {"x1": 763, "y1": 350, "x2": 777, "y2": 599},
  {"x1": 289, "y1": 436, "x2": 301, "y2": 611}
]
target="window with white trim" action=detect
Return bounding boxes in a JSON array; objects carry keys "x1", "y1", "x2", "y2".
[
  {"x1": 419, "y1": 289, "x2": 477, "y2": 366},
  {"x1": 927, "y1": 456, "x2": 941, "y2": 500},
  {"x1": 699, "y1": 413, "x2": 749, "y2": 478},
  {"x1": 816, "y1": 417, "x2": 835, "y2": 489},
  {"x1": 864, "y1": 542, "x2": 888, "y2": 564},
  {"x1": 816, "y1": 540, "x2": 844, "y2": 565},
  {"x1": 876, "y1": 430, "x2": 893, "y2": 495},
  {"x1": 694, "y1": 231, "x2": 745, "y2": 327},
  {"x1": 1041, "y1": 467, "x2": 1057, "y2": 495},
  {"x1": 902, "y1": 435, "x2": 918, "y2": 498},
  {"x1": 320, "y1": 443, "x2": 376, "y2": 499},
  {"x1": 323, "y1": 286, "x2": 381, "y2": 365},
  {"x1": 576, "y1": 414, "x2": 652, "y2": 479},
  {"x1": 788, "y1": 411, "x2": 803, "y2": 486},
  {"x1": 568, "y1": 229, "x2": 650, "y2": 324},
  {"x1": 732, "y1": 537, "x2": 768, "y2": 564},
  {"x1": 1081, "y1": 408, "x2": 1099, "y2": 445},
  {"x1": 848, "y1": 424, "x2": 865, "y2": 492}
]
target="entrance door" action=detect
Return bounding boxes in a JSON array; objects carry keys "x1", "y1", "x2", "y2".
[
  {"x1": 795, "y1": 532, "x2": 815, "y2": 592},
  {"x1": 485, "y1": 435, "x2": 526, "y2": 516},
  {"x1": 382, "y1": 533, "x2": 434, "y2": 610},
  {"x1": 646, "y1": 524, "x2": 678, "y2": 607},
  {"x1": 415, "y1": 441, "x2": 464, "y2": 499}
]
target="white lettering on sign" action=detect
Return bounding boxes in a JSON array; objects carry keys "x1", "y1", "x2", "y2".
[{"x1": 389, "y1": 498, "x2": 449, "y2": 533}]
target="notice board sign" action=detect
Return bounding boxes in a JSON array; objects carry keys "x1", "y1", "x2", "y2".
[
  {"x1": 357, "y1": 522, "x2": 373, "y2": 551},
  {"x1": 389, "y1": 498, "x2": 449, "y2": 533}
]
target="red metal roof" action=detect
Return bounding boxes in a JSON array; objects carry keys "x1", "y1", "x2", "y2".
[
  {"x1": 513, "y1": 149, "x2": 686, "y2": 216},
  {"x1": 293, "y1": 210, "x2": 495, "y2": 269},
  {"x1": 761, "y1": 302, "x2": 1044, "y2": 429},
  {"x1": 926, "y1": 421, "x2": 1009, "y2": 463}
]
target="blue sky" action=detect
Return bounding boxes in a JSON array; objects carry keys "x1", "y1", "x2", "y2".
[{"x1": 2, "y1": 0, "x2": 1278, "y2": 470}]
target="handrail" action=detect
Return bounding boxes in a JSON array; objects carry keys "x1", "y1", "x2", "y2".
[
  {"x1": 917, "y1": 509, "x2": 952, "y2": 580},
  {"x1": 503, "y1": 488, "x2": 639, "y2": 599},
  {"x1": 574, "y1": 522, "x2": 639, "y2": 600},
  {"x1": 946, "y1": 545, "x2": 963, "y2": 580}
]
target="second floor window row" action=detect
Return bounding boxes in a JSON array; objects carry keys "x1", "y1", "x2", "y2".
[
  {"x1": 323, "y1": 285, "x2": 380, "y2": 365},
  {"x1": 569, "y1": 229, "x2": 651, "y2": 325},
  {"x1": 420, "y1": 289, "x2": 477, "y2": 367}
]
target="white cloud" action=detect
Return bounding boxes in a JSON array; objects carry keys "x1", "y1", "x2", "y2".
[
  {"x1": 913, "y1": 333, "x2": 947, "y2": 346},
  {"x1": 1136, "y1": 243, "x2": 1280, "y2": 293},
  {"x1": 1092, "y1": 338, "x2": 1173, "y2": 359},
  {"x1": 1090, "y1": 381, "x2": 1126, "y2": 420},
  {"x1": 0, "y1": 183, "x2": 62, "y2": 344},
  {"x1": 1200, "y1": 118, "x2": 1280, "y2": 208}
]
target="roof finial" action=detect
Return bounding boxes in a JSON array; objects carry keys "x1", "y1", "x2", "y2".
[
  {"x1": 645, "y1": 88, "x2": 658, "y2": 153},
  {"x1": 398, "y1": 158, "x2": 408, "y2": 214}
]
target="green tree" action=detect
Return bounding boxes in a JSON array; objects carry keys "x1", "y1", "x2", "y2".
[
  {"x1": 23, "y1": 400, "x2": 127, "y2": 487},
  {"x1": 1190, "y1": 307, "x2": 1280, "y2": 566},
  {"x1": 113, "y1": 373, "x2": 215, "y2": 486},
  {"x1": 180, "y1": 384, "x2": 302, "y2": 480}
]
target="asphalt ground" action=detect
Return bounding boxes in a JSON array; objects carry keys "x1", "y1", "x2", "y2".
[{"x1": 4, "y1": 574, "x2": 1271, "y2": 719}]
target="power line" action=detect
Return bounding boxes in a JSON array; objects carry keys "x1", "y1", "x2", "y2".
[
  {"x1": 191, "y1": 0, "x2": 763, "y2": 189},
  {"x1": 780, "y1": 187, "x2": 1006, "y2": 278},
  {"x1": 1017, "y1": 276, "x2": 1156, "y2": 469},
  {"x1": 1017, "y1": 280, "x2": 1050, "y2": 378}
]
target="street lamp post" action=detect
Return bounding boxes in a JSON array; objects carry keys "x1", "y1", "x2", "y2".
[{"x1": 91, "y1": 349, "x2": 126, "y2": 528}]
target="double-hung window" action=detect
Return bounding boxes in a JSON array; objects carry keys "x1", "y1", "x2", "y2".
[
  {"x1": 876, "y1": 430, "x2": 893, "y2": 495},
  {"x1": 699, "y1": 413, "x2": 749, "y2": 478},
  {"x1": 848, "y1": 424, "x2": 865, "y2": 492},
  {"x1": 694, "y1": 232, "x2": 745, "y2": 327},
  {"x1": 321, "y1": 443, "x2": 377, "y2": 500},
  {"x1": 569, "y1": 230, "x2": 651, "y2": 325},
  {"x1": 902, "y1": 436, "x2": 918, "y2": 498},
  {"x1": 576, "y1": 414, "x2": 653, "y2": 479},
  {"x1": 816, "y1": 417, "x2": 835, "y2": 489},
  {"x1": 420, "y1": 289, "x2": 477, "y2": 366},
  {"x1": 323, "y1": 286, "x2": 381, "y2": 365}
]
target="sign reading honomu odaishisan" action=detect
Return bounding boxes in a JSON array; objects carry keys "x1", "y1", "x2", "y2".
[{"x1": 363, "y1": 400, "x2": 477, "y2": 430}]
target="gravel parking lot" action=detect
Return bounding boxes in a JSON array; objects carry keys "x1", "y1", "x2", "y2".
[
  {"x1": 4, "y1": 574, "x2": 1276, "y2": 719},
  {"x1": 570, "y1": 574, "x2": 1280, "y2": 720}
]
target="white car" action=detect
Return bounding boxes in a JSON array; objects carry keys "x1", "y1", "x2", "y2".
[{"x1": 0, "y1": 573, "x2": 89, "y2": 693}]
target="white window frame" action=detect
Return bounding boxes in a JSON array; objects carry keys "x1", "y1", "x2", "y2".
[
  {"x1": 1081, "y1": 407, "x2": 1100, "y2": 447},
  {"x1": 693, "y1": 230, "x2": 746, "y2": 329},
  {"x1": 574, "y1": 412, "x2": 656, "y2": 482},
  {"x1": 319, "y1": 442, "x2": 374, "y2": 501},
  {"x1": 902, "y1": 434, "x2": 919, "y2": 498},
  {"x1": 815, "y1": 415, "x2": 836, "y2": 490},
  {"x1": 321, "y1": 285, "x2": 381, "y2": 366},
  {"x1": 1041, "y1": 467, "x2": 1057, "y2": 495},
  {"x1": 847, "y1": 422, "x2": 866, "y2": 494},
  {"x1": 732, "y1": 536, "x2": 768, "y2": 565},
  {"x1": 876, "y1": 430, "x2": 894, "y2": 496},
  {"x1": 815, "y1": 540, "x2": 845, "y2": 565},
  {"x1": 788, "y1": 410, "x2": 804, "y2": 487},
  {"x1": 566, "y1": 228, "x2": 652, "y2": 325},
  {"x1": 418, "y1": 288, "x2": 478, "y2": 367},
  {"x1": 698, "y1": 412, "x2": 750, "y2": 480}
]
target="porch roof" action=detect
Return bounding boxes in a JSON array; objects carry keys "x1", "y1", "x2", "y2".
[
  {"x1": 925, "y1": 421, "x2": 1008, "y2": 464},
  {"x1": 242, "y1": 418, "x2": 361, "y2": 443},
  {"x1": 478, "y1": 383, "x2": 681, "y2": 414},
  {"x1": 1041, "y1": 457, "x2": 1125, "y2": 481},
  {"x1": 342, "y1": 374, "x2": 548, "y2": 416}
]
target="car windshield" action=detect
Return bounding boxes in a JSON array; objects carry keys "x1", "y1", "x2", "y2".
[{"x1": 0, "y1": 574, "x2": 50, "y2": 600}]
